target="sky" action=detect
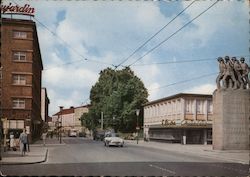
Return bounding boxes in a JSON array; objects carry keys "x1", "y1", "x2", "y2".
[{"x1": 2, "y1": 0, "x2": 249, "y2": 116}]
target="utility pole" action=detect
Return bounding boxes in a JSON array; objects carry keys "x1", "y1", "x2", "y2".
[{"x1": 101, "y1": 112, "x2": 103, "y2": 130}]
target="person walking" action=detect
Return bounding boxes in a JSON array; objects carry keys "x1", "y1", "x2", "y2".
[
  {"x1": 9, "y1": 132, "x2": 16, "y2": 151},
  {"x1": 19, "y1": 129, "x2": 28, "y2": 156},
  {"x1": 42, "y1": 132, "x2": 47, "y2": 146}
]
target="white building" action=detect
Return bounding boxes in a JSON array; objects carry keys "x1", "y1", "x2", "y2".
[
  {"x1": 143, "y1": 93, "x2": 213, "y2": 144},
  {"x1": 52, "y1": 105, "x2": 90, "y2": 136},
  {"x1": 41, "y1": 88, "x2": 50, "y2": 122}
]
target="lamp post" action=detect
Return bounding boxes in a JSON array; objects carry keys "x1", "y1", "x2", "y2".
[
  {"x1": 136, "y1": 109, "x2": 140, "y2": 144},
  {"x1": 0, "y1": 65, "x2": 3, "y2": 160},
  {"x1": 112, "y1": 116, "x2": 115, "y2": 133},
  {"x1": 59, "y1": 106, "x2": 63, "y2": 144}
]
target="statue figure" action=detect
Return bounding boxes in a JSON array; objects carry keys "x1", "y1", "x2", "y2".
[
  {"x1": 216, "y1": 57, "x2": 226, "y2": 89},
  {"x1": 239, "y1": 57, "x2": 250, "y2": 89},
  {"x1": 231, "y1": 57, "x2": 244, "y2": 89},
  {"x1": 222, "y1": 56, "x2": 237, "y2": 89}
]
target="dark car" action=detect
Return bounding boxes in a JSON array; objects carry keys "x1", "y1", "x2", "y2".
[{"x1": 93, "y1": 130, "x2": 105, "y2": 141}]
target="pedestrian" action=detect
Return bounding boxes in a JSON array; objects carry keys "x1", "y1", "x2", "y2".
[
  {"x1": 9, "y1": 132, "x2": 16, "y2": 151},
  {"x1": 19, "y1": 129, "x2": 28, "y2": 156},
  {"x1": 50, "y1": 131, "x2": 53, "y2": 139},
  {"x1": 42, "y1": 132, "x2": 47, "y2": 146}
]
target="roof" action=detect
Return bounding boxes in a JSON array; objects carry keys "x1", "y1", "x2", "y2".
[
  {"x1": 143, "y1": 93, "x2": 212, "y2": 107},
  {"x1": 53, "y1": 107, "x2": 74, "y2": 116},
  {"x1": 74, "y1": 104, "x2": 91, "y2": 109}
]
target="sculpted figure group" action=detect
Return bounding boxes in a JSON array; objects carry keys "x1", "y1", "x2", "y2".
[{"x1": 216, "y1": 56, "x2": 249, "y2": 90}]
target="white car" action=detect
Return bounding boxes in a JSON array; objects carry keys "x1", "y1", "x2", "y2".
[
  {"x1": 104, "y1": 133, "x2": 124, "y2": 147},
  {"x1": 69, "y1": 129, "x2": 77, "y2": 137}
]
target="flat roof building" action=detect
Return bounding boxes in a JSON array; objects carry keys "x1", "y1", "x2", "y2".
[{"x1": 143, "y1": 93, "x2": 213, "y2": 144}]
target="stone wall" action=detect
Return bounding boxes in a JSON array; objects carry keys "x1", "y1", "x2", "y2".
[{"x1": 213, "y1": 89, "x2": 250, "y2": 150}]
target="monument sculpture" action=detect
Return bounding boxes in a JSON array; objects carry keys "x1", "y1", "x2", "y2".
[
  {"x1": 213, "y1": 56, "x2": 249, "y2": 150},
  {"x1": 216, "y1": 56, "x2": 249, "y2": 90}
]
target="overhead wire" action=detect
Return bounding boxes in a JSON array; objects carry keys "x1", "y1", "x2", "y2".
[
  {"x1": 114, "y1": 0, "x2": 196, "y2": 69},
  {"x1": 133, "y1": 55, "x2": 250, "y2": 66},
  {"x1": 148, "y1": 72, "x2": 217, "y2": 91},
  {"x1": 10, "y1": 0, "x2": 116, "y2": 69},
  {"x1": 127, "y1": 0, "x2": 220, "y2": 67}
]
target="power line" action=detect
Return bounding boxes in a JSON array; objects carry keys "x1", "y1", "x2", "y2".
[
  {"x1": 134, "y1": 55, "x2": 250, "y2": 66},
  {"x1": 128, "y1": 0, "x2": 220, "y2": 67},
  {"x1": 148, "y1": 72, "x2": 217, "y2": 91},
  {"x1": 10, "y1": 0, "x2": 115, "y2": 68},
  {"x1": 33, "y1": 17, "x2": 115, "y2": 68},
  {"x1": 114, "y1": 0, "x2": 196, "y2": 69}
]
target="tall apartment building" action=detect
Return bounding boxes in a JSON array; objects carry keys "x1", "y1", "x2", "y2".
[
  {"x1": 0, "y1": 18, "x2": 43, "y2": 142},
  {"x1": 143, "y1": 93, "x2": 213, "y2": 144}
]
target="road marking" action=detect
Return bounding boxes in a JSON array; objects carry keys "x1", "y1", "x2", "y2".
[
  {"x1": 149, "y1": 164, "x2": 176, "y2": 175},
  {"x1": 208, "y1": 164, "x2": 249, "y2": 174}
]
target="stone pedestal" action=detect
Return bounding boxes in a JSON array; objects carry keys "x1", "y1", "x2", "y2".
[{"x1": 213, "y1": 89, "x2": 250, "y2": 150}]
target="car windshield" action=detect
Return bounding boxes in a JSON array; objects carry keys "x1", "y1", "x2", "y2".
[{"x1": 107, "y1": 133, "x2": 119, "y2": 137}]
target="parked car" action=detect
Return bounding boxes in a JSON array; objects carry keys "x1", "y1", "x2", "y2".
[
  {"x1": 78, "y1": 132, "x2": 86, "y2": 137},
  {"x1": 104, "y1": 133, "x2": 124, "y2": 147},
  {"x1": 93, "y1": 130, "x2": 105, "y2": 141},
  {"x1": 69, "y1": 129, "x2": 77, "y2": 137}
]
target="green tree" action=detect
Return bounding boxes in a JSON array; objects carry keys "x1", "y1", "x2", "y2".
[{"x1": 84, "y1": 67, "x2": 148, "y2": 133}]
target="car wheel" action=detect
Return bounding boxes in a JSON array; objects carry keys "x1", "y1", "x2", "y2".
[{"x1": 120, "y1": 144, "x2": 123, "y2": 147}]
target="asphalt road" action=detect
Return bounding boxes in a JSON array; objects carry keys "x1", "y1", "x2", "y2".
[{"x1": 0, "y1": 137, "x2": 249, "y2": 176}]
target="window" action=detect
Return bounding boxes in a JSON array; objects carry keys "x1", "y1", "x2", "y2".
[
  {"x1": 13, "y1": 74, "x2": 26, "y2": 85},
  {"x1": 207, "y1": 100, "x2": 213, "y2": 114},
  {"x1": 13, "y1": 52, "x2": 26, "y2": 61},
  {"x1": 196, "y1": 100, "x2": 204, "y2": 114},
  {"x1": 185, "y1": 99, "x2": 193, "y2": 113},
  {"x1": 12, "y1": 99, "x2": 25, "y2": 109},
  {"x1": 13, "y1": 31, "x2": 27, "y2": 39}
]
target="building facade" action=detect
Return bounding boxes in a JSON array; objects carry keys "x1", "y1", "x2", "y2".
[
  {"x1": 41, "y1": 88, "x2": 50, "y2": 122},
  {"x1": 0, "y1": 18, "x2": 43, "y2": 142},
  {"x1": 51, "y1": 105, "x2": 90, "y2": 136},
  {"x1": 143, "y1": 93, "x2": 213, "y2": 144}
]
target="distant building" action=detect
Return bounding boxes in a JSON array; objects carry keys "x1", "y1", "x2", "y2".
[
  {"x1": 52, "y1": 105, "x2": 90, "y2": 136},
  {"x1": 0, "y1": 18, "x2": 43, "y2": 142},
  {"x1": 41, "y1": 88, "x2": 50, "y2": 122},
  {"x1": 74, "y1": 105, "x2": 90, "y2": 133},
  {"x1": 143, "y1": 93, "x2": 213, "y2": 144}
]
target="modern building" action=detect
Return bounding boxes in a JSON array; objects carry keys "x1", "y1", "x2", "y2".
[
  {"x1": 51, "y1": 105, "x2": 90, "y2": 136},
  {"x1": 143, "y1": 93, "x2": 213, "y2": 144},
  {"x1": 0, "y1": 18, "x2": 43, "y2": 142},
  {"x1": 41, "y1": 88, "x2": 50, "y2": 122}
]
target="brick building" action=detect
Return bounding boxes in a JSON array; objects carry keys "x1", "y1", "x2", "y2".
[
  {"x1": 143, "y1": 93, "x2": 213, "y2": 144},
  {"x1": 0, "y1": 18, "x2": 43, "y2": 142}
]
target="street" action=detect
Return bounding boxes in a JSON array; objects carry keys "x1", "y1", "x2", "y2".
[{"x1": 0, "y1": 137, "x2": 249, "y2": 176}]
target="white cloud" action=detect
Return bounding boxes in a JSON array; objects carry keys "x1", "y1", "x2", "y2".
[
  {"x1": 185, "y1": 84, "x2": 216, "y2": 95},
  {"x1": 4, "y1": 0, "x2": 246, "y2": 115}
]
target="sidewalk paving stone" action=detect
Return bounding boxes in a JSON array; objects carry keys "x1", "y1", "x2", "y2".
[{"x1": 0, "y1": 138, "x2": 61, "y2": 165}]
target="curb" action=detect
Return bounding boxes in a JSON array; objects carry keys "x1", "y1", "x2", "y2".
[{"x1": 0, "y1": 148, "x2": 48, "y2": 166}]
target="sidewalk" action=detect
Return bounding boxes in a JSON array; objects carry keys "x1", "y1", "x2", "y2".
[
  {"x1": 125, "y1": 140, "x2": 249, "y2": 164},
  {"x1": 0, "y1": 137, "x2": 62, "y2": 165}
]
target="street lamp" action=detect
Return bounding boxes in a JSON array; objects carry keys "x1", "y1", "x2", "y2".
[
  {"x1": 59, "y1": 106, "x2": 63, "y2": 144},
  {"x1": 136, "y1": 109, "x2": 140, "y2": 144}
]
